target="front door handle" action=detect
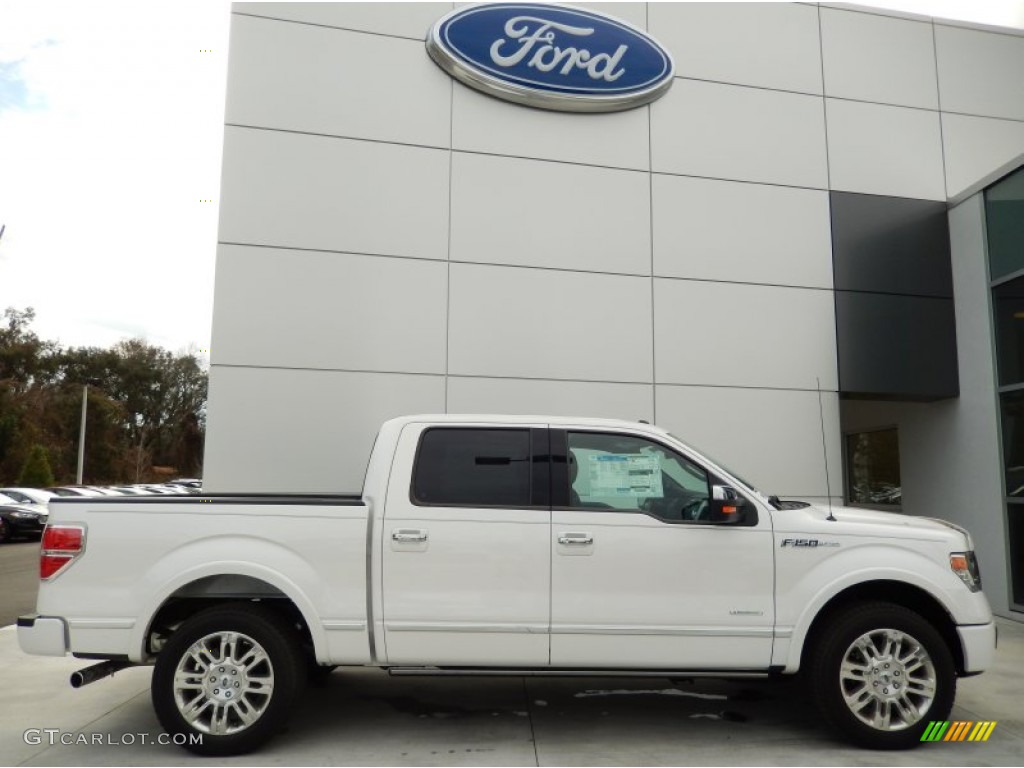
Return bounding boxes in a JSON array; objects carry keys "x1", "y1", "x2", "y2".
[
  {"x1": 392, "y1": 529, "x2": 428, "y2": 543},
  {"x1": 558, "y1": 533, "x2": 593, "y2": 546}
]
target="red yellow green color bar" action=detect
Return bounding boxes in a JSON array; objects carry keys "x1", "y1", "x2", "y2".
[{"x1": 921, "y1": 721, "x2": 997, "y2": 742}]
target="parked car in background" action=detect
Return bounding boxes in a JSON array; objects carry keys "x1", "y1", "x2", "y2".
[
  {"x1": 0, "y1": 503, "x2": 47, "y2": 542},
  {"x1": 104, "y1": 486, "x2": 150, "y2": 496},
  {"x1": 46, "y1": 487, "x2": 106, "y2": 498},
  {"x1": 135, "y1": 485, "x2": 182, "y2": 495},
  {"x1": 0, "y1": 488, "x2": 56, "y2": 508},
  {"x1": 0, "y1": 491, "x2": 52, "y2": 524},
  {"x1": 0, "y1": 492, "x2": 46, "y2": 514},
  {"x1": 162, "y1": 482, "x2": 201, "y2": 494},
  {"x1": 84, "y1": 486, "x2": 126, "y2": 496}
]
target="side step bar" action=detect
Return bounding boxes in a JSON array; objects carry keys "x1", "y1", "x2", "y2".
[{"x1": 387, "y1": 667, "x2": 770, "y2": 678}]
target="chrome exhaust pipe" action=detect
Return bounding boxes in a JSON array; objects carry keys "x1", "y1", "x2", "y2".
[{"x1": 70, "y1": 659, "x2": 132, "y2": 688}]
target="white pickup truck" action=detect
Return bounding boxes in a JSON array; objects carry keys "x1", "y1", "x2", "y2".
[{"x1": 19, "y1": 414, "x2": 995, "y2": 755}]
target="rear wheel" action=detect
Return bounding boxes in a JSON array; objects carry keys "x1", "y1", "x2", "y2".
[
  {"x1": 0, "y1": 518, "x2": 9, "y2": 543},
  {"x1": 152, "y1": 603, "x2": 306, "y2": 756},
  {"x1": 808, "y1": 602, "x2": 955, "y2": 749}
]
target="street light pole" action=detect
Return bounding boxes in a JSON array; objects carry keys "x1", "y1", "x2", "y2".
[
  {"x1": 135, "y1": 425, "x2": 146, "y2": 483},
  {"x1": 76, "y1": 383, "x2": 88, "y2": 484}
]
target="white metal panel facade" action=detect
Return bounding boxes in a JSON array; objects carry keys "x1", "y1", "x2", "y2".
[
  {"x1": 820, "y1": 7, "x2": 940, "y2": 109},
  {"x1": 206, "y1": 3, "x2": 1024, "y2": 616}
]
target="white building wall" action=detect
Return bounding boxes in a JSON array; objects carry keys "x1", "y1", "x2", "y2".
[{"x1": 205, "y1": 0, "x2": 1024, "y2": 579}]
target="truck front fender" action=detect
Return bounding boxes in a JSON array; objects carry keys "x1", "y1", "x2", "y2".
[{"x1": 774, "y1": 544, "x2": 983, "y2": 673}]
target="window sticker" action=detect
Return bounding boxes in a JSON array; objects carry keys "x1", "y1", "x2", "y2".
[{"x1": 587, "y1": 454, "x2": 663, "y2": 498}]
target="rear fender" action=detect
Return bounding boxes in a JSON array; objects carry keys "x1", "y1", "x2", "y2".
[{"x1": 130, "y1": 536, "x2": 335, "y2": 664}]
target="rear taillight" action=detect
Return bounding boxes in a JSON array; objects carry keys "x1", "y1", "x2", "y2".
[{"x1": 40, "y1": 525, "x2": 86, "y2": 580}]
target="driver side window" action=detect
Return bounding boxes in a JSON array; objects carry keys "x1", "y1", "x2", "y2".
[{"x1": 567, "y1": 432, "x2": 710, "y2": 522}]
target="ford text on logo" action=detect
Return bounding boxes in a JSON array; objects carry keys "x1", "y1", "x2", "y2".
[{"x1": 426, "y1": 3, "x2": 675, "y2": 113}]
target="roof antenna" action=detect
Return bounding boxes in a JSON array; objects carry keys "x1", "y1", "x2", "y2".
[{"x1": 817, "y1": 377, "x2": 836, "y2": 522}]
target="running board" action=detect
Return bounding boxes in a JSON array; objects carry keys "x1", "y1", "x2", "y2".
[{"x1": 387, "y1": 667, "x2": 770, "y2": 678}]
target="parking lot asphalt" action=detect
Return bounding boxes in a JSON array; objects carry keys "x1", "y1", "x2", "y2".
[
  {"x1": 0, "y1": 542, "x2": 39, "y2": 628},
  {"x1": 1, "y1": 618, "x2": 1022, "y2": 766}
]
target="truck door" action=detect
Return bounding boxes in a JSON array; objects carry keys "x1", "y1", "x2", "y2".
[
  {"x1": 549, "y1": 429, "x2": 775, "y2": 669},
  {"x1": 381, "y1": 423, "x2": 551, "y2": 666}
]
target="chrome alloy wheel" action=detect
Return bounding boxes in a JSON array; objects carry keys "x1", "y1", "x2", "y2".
[
  {"x1": 839, "y1": 628, "x2": 937, "y2": 731},
  {"x1": 172, "y1": 631, "x2": 275, "y2": 735}
]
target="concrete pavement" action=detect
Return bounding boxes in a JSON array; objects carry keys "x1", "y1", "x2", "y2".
[
  {"x1": 0, "y1": 542, "x2": 40, "y2": 628},
  {"x1": 1, "y1": 619, "x2": 1022, "y2": 766}
]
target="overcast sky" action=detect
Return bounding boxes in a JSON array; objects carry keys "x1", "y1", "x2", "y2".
[
  {"x1": 0, "y1": 0, "x2": 231, "y2": 358},
  {"x1": 1, "y1": 1, "x2": 1023, "y2": 360}
]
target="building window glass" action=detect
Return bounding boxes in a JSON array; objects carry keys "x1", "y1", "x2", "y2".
[
  {"x1": 1009, "y1": 505, "x2": 1024, "y2": 607},
  {"x1": 992, "y1": 278, "x2": 1024, "y2": 387},
  {"x1": 988, "y1": 164, "x2": 1024, "y2": 612},
  {"x1": 846, "y1": 429, "x2": 901, "y2": 507},
  {"x1": 999, "y1": 390, "x2": 1024, "y2": 498},
  {"x1": 985, "y1": 166, "x2": 1024, "y2": 282}
]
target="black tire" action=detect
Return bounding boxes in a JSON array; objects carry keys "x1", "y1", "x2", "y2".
[
  {"x1": 807, "y1": 601, "x2": 955, "y2": 750},
  {"x1": 0, "y1": 518, "x2": 9, "y2": 543},
  {"x1": 151, "y1": 602, "x2": 307, "y2": 756}
]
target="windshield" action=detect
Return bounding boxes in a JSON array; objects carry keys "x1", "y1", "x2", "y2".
[{"x1": 665, "y1": 432, "x2": 764, "y2": 498}]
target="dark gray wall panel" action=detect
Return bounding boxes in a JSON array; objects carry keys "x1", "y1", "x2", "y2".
[
  {"x1": 831, "y1": 191, "x2": 959, "y2": 400},
  {"x1": 830, "y1": 191, "x2": 952, "y2": 297},
  {"x1": 835, "y1": 291, "x2": 959, "y2": 400}
]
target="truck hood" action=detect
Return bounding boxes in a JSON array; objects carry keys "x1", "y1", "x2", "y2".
[{"x1": 780, "y1": 503, "x2": 972, "y2": 547}]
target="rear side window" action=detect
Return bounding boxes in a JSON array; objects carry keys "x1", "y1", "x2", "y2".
[{"x1": 412, "y1": 428, "x2": 532, "y2": 507}]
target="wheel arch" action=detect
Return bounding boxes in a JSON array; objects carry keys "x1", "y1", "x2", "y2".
[
  {"x1": 797, "y1": 580, "x2": 965, "y2": 675},
  {"x1": 136, "y1": 568, "x2": 324, "y2": 664}
]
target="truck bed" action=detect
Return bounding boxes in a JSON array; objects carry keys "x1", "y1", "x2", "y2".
[{"x1": 37, "y1": 494, "x2": 372, "y2": 665}]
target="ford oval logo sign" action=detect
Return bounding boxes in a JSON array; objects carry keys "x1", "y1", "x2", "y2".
[{"x1": 426, "y1": 3, "x2": 675, "y2": 113}]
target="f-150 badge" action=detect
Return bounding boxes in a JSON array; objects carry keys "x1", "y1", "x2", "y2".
[{"x1": 780, "y1": 538, "x2": 840, "y2": 548}]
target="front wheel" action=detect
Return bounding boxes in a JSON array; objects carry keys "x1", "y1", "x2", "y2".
[
  {"x1": 807, "y1": 602, "x2": 955, "y2": 749},
  {"x1": 151, "y1": 603, "x2": 307, "y2": 756}
]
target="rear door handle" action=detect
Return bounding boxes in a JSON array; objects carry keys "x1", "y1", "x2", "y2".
[{"x1": 558, "y1": 533, "x2": 593, "y2": 546}]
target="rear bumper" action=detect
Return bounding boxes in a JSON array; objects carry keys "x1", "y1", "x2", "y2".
[
  {"x1": 17, "y1": 615, "x2": 68, "y2": 657},
  {"x1": 957, "y1": 621, "x2": 996, "y2": 674}
]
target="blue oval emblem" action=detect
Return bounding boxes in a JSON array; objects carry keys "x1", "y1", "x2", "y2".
[{"x1": 426, "y1": 3, "x2": 675, "y2": 112}]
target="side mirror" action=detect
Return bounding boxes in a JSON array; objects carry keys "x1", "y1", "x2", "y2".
[{"x1": 709, "y1": 485, "x2": 754, "y2": 525}]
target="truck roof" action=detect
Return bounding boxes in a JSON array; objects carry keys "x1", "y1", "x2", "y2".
[{"x1": 383, "y1": 414, "x2": 670, "y2": 435}]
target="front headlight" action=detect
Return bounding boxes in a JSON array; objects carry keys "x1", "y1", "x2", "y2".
[
  {"x1": 950, "y1": 551, "x2": 982, "y2": 592},
  {"x1": 10, "y1": 511, "x2": 37, "y2": 519}
]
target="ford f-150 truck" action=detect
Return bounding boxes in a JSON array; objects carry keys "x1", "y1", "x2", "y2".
[{"x1": 18, "y1": 414, "x2": 995, "y2": 755}]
